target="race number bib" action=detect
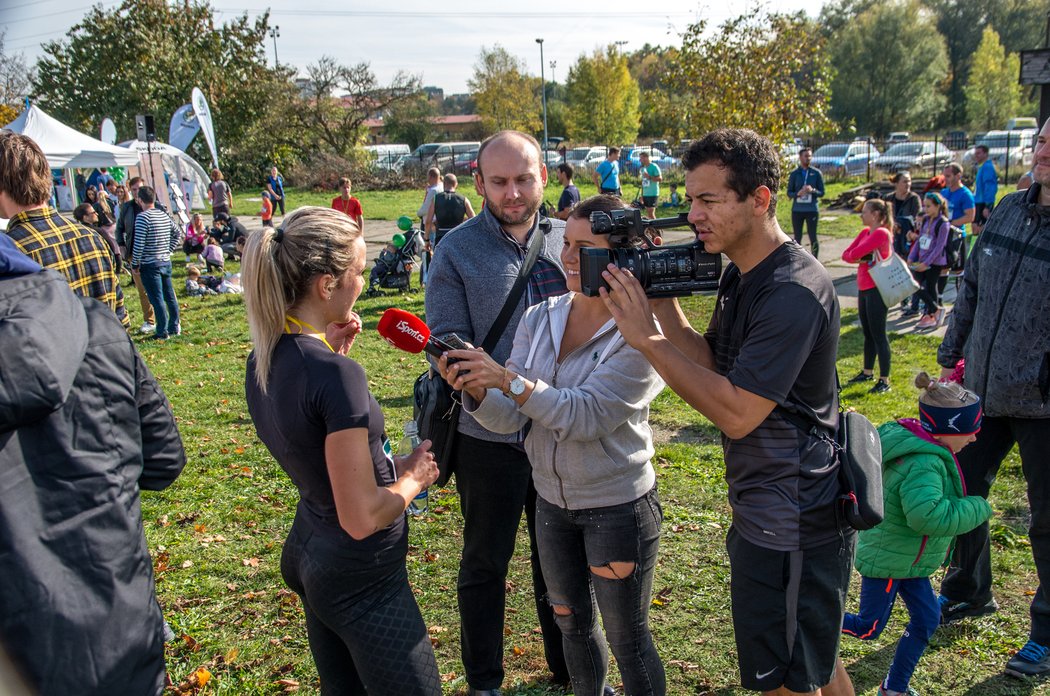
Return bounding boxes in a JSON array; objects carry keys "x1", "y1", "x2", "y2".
[{"x1": 797, "y1": 193, "x2": 812, "y2": 204}]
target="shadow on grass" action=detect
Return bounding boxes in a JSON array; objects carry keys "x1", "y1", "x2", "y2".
[
  {"x1": 962, "y1": 674, "x2": 1039, "y2": 696},
  {"x1": 842, "y1": 643, "x2": 898, "y2": 693},
  {"x1": 378, "y1": 394, "x2": 415, "y2": 409}
]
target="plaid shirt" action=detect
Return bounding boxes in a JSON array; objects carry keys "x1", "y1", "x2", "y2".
[{"x1": 5, "y1": 206, "x2": 130, "y2": 329}]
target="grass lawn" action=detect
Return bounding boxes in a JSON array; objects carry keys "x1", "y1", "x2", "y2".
[{"x1": 141, "y1": 254, "x2": 1039, "y2": 695}]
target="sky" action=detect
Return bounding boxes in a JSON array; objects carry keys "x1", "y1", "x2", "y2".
[{"x1": 3, "y1": 0, "x2": 821, "y2": 95}]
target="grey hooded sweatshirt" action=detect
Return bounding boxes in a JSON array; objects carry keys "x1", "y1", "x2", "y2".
[{"x1": 466, "y1": 293, "x2": 665, "y2": 510}]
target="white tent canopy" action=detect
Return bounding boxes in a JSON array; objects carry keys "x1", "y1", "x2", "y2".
[
  {"x1": 3, "y1": 105, "x2": 140, "y2": 169},
  {"x1": 120, "y1": 139, "x2": 210, "y2": 212}
]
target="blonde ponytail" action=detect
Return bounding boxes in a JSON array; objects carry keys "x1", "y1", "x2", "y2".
[{"x1": 242, "y1": 206, "x2": 362, "y2": 392}]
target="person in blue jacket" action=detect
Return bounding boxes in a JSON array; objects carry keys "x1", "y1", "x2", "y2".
[{"x1": 786, "y1": 147, "x2": 825, "y2": 258}]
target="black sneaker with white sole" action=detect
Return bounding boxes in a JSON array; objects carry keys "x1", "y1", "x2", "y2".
[{"x1": 939, "y1": 596, "x2": 999, "y2": 624}]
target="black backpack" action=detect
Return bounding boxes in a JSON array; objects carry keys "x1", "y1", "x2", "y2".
[{"x1": 944, "y1": 220, "x2": 966, "y2": 273}]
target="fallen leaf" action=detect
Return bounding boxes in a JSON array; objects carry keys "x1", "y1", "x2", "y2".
[
  {"x1": 224, "y1": 647, "x2": 239, "y2": 664},
  {"x1": 193, "y1": 667, "x2": 211, "y2": 685},
  {"x1": 512, "y1": 646, "x2": 525, "y2": 656},
  {"x1": 181, "y1": 560, "x2": 193, "y2": 569},
  {"x1": 181, "y1": 634, "x2": 200, "y2": 652},
  {"x1": 193, "y1": 523, "x2": 207, "y2": 534},
  {"x1": 243, "y1": 557, "x2": 260, "y2": 567},
  {"x1": 234, "y1": 447, "x2": 245, "y2": 454}
]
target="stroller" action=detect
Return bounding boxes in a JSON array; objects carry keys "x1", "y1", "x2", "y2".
[{"x1": 366, "y1": 217, "x2": 424, "y2": 296}]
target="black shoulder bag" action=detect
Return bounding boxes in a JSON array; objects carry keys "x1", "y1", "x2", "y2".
[
  {"x1": 721, "y1": 262, "x2": 884, "y2": 531},
  {"x1": 413, "y1": 219, "x2": 549, "y2": 486}
]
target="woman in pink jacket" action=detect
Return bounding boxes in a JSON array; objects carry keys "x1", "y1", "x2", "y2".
[{"x1": 842, "y1": 198, "x2": 894, "y2": 394}]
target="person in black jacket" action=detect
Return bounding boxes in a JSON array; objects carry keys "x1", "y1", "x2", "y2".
[
  {"x1": 0, "y1": 233, "x2": 186, "y2": 696},
  {"x1": 116, "y1": 175, "x2": 157, "y2": 333}
]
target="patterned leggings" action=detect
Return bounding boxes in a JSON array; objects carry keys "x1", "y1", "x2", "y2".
[{"x1": 280, "y1": 522, "x2": 441, "y2": 695}]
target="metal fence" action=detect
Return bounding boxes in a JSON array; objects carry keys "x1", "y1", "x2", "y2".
[{"x1": 789, "y1": 133, "x2": 1038, "y2": 186}]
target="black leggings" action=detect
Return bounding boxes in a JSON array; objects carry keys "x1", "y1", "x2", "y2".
[
  {"x1": 791, "y1": 211, "x2": 819, "y2": 256},
  {"x1": 280, "y1": 519, "x2": 441, "y2": 695},
  {"x1": 913, "y1": 265, "x2": 943, "y2": 314},
  {"x1": 858, "y1": 288, "x2": 890, "y2": 378}
]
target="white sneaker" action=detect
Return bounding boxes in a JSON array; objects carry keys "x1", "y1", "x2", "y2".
[{"x1": 139, "y1": 322, "x2": 155, "y2": 334}]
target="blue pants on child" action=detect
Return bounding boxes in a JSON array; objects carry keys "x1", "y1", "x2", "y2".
[{"x1": 842, "y1": 576, "x2": 940, "y2": 693}]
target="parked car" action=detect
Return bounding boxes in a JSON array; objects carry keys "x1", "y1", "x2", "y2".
[
  {"x1": 452, "y1": 148, "x2": 480, "y2": 176},
  {"x1": 888, "y1": 132, "x2": 910, "y2": 143},
  {"x1": 564, "y1": 146, "x2": 608, "y2": 173},
  {"x1": 621, "y1": 147, "x2": 679, "y2": 176},
  {"x1": 364, "y1": 143, "x2": 410, "y2": 171},
  {"x1": 875, "y1": 141, "x2": 952, "y2": 174},
  {"x1": 811, "y1": 141, "x2": 881, "y2": 178},
  {"x1": 399, "y1": 141, "x2": 481, "y2": 174},
  {"x1": 961, "y1": 129, "x2": 1037, "y2": 170}
]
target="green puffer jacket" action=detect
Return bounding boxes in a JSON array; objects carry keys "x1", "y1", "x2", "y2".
[{"x1": 855, "y1": 420, "x2": 992, "y2": 579}]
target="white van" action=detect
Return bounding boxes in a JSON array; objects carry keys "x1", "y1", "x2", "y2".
[{"x1": 364, "y1": 143, "x2": 410, "y2": 170}]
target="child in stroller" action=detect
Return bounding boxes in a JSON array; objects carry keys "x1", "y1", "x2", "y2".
[{"x1": 367, "y1": 218, "x2": 423, "y2": 296}]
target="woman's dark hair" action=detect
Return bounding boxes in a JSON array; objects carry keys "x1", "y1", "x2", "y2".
[
  {"x1": 569, "y1": 194, "x2": 645, "y2": 248},
  {"x1": 682, "y1": 128, "x2": 780, "y2": 218}
]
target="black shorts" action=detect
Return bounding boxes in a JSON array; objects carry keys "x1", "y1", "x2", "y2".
[
  {"x1": 726, "y1": 525, "x2": 855, "y2": 693},
  {"x1": 641, "y1": 195, "x2": 658, "y2": 208}
]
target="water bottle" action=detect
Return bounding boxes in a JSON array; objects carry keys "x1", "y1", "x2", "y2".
[{"x1": 398, "y1": 420, "x2": 428, "y2": 516}]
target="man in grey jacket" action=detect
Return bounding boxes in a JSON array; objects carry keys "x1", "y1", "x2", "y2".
[
  {"x1": 425, "y1": 130, "x2": 568, "y2": 695},
  {"x1": 937, "y1": 118, "x2": 1050, "y2": 679}
]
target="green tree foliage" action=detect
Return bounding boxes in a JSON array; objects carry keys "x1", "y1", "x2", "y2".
[
  {"x1": 920, "y1": 0, "x2": 993, "y2": 126},
  {"x1": 628, "y1": 45, "x2": 679, "y2": 138},
  {"x1": 565, "y1": 46, "x2": 640, "y2": 145},
  {"x1": 31, "y1": 0, "x2": 290, "y2": 186},
  {"x1": 295, "y1": 56, "x2": 421, "y2": 159},
  {"x1": 657, "y1": 10, "x2": 834, "y2": 145},
  {"x1": 964, "y1": 27, "x2": 1024, "y2": 130},
  {"x1": 829, "y1": 0, "x2": 948, "y2": 137},
  {"x1": 468, "y1": 46, "x2": 541, "y2": 135},
  {"x1": 383, "y1": 93, "x2": 439, "y2": 150}
]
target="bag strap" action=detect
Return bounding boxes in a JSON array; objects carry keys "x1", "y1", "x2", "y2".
[{"x1": 480, "y1": 217, "x2": 550, "y2": 354}]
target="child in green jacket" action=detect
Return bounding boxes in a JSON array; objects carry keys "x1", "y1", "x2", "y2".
[{"x1": 842, "y1": 371, "x2": 991, "y2": 696}]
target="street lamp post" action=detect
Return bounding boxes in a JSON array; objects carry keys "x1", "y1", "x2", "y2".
[
  {"x1": 536, "y1": 38, "x2": 548, "y2": 166},
  {"x1": 269, "y1": 26, "x2": 281, "y2": 69}
]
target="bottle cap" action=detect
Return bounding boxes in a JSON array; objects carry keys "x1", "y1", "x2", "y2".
[{"x1": 403, "y1": 420, "x2": 418, "y2": 435}]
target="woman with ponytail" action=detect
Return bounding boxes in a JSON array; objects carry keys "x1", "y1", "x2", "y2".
[
  {"x1": 242, "y1": 206, "x2": 441, "y2": 695},
  {"x1": 842, "y1": 197, "x2": 895, "y2": 393}
]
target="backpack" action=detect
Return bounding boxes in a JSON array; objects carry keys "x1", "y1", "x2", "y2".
[{"x1": 944, "y1": 221, "x2": 966, "y2": 272}]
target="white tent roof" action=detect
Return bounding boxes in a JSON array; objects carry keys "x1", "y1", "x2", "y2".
[{"x1": 3, "y1": 105, "x2": 140, "y2": 169}]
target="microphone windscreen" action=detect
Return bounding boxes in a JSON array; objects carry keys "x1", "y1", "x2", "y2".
[{"x1": 376, "y1": 308, "x2": 430, "y2": 353}]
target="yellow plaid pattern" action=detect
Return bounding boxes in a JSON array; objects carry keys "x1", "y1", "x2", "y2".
[{"x1": 5, "y1": 206, "x2": 129, "y2": 329}]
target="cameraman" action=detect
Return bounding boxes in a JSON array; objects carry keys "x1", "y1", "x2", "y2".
[{"x1": 600, "y1": 129, "x2": 854, "y2": 696}]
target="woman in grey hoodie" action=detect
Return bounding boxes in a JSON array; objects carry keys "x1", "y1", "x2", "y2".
[{"x1": 439, "y1": 195, "x2": 667, "y2": 696}]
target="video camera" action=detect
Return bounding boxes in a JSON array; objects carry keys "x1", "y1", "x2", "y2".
[{"x1": 579, "y1": 209, "x2": 722, "y2": 299}]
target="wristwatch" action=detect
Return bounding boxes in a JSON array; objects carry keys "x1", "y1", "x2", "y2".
[{"x1": 507, "y1": 373, "x2": 526, "y2": 397}]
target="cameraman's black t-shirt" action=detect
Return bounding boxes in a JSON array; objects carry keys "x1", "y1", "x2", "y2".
[
  {"x1": 245, "y1": 335, "x2": 406, "y2": 562},
  {"x1": 704, "y1": 241, "x2": 842, "y2": 551}
]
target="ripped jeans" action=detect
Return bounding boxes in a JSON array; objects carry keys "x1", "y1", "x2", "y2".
[{"x1": 536, "y1": 488, "x2": 665, "y2": 696}]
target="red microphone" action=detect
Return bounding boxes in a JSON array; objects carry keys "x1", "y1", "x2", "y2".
[{"x1": 377, "y1": 308, "x2": 455, "y2": 358}]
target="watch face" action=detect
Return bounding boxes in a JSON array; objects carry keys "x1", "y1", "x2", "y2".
[{"x1": 510, "y1": 376, "x2": 526, "y2": 396}]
